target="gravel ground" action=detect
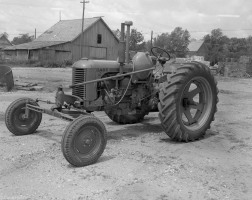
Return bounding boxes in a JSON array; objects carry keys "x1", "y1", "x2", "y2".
[{"x1": 0, "y1": 68, "x2": 252, "y2": 200}]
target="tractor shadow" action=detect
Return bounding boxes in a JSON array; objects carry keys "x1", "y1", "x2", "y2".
[
  {"x1": 106, "y1": 116, "x2": 165, "y2": 141},
  {"x1": 34, "y1": 116, "x2": 218, "y2": 144},
  {"x1": 35, "y1": 129, "x2": 62, "y2": 144}
]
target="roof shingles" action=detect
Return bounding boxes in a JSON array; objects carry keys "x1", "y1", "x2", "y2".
[
  {"x1": 36, "y1": 17, "x2": 100, "y2": 42},
  {"x1": 4, "y1": 17, "x2": 101, "y2": 50}
]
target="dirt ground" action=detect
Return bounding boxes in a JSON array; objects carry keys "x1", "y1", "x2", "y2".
[{"x1": 0, "y1": 67, "x2": 252, "y2": 200}]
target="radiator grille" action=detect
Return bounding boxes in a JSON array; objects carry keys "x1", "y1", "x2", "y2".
[{"x1": 72, "y1": 68, "x2": 86, "y2": 99}]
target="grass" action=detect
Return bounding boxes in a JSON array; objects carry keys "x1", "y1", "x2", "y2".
[{"x1": 0, "y1": 59, "x2": 73, "y2": 68}]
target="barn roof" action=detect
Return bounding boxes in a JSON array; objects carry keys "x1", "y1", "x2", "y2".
[
  {"x1": 4, "y1": 41, "x2": 67, "y2": 50},
  {"x1": 35, "y1": 17, "x2": 101, "y2": 42},
  {"x1": 188, "y1": 40, "x2": 204, "y2": 52},
  {"x1": 0, "y1": 34, "x2": 12, "y2": 49},
  {"x1": 5, "y1": 17, "x2": 119, "y2": 50}
]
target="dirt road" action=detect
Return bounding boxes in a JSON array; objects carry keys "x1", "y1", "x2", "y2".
[{"x1": 0, "y1": 68, "x2": 252, "y2": 200}]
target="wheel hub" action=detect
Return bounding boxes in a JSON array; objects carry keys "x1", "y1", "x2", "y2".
[
  {"x1": 83, "y1": 138, "x2": 92, "y2": 146},
  {"x1": 74, "y1": 126, "x2": 101, "y2": 155},
  {"x1": 180, "y1": 77, "x2": 213, "y2": 130}
]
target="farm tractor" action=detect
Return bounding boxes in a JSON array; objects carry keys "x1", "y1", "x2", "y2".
[{"x1": 5, "y1": 21, "x2": 218, "y2": 167}]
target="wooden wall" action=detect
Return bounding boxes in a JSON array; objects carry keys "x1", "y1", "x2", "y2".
[{"x1": 71, "y1": 20, "x2": 119, "y2": 61}]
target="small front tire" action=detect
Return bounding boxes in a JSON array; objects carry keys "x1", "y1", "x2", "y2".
[
  {"x1": 5, "y1": 98, "x2": 42, "y2": 136},
  {"x1": 61, "y1": 115, "x2": 107, "y2": 167}
]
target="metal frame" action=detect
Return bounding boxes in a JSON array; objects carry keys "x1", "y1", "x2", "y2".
[{"x1": 25, "y1": 104, "x2": 90, "y2": 122}]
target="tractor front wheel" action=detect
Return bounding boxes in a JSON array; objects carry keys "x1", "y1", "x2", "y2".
[
  {"x1": 61, "y1": 115, "x2": 107, "y2": 167},
  {"x1": 158, "y1": 62, "x2": 218, "y2": 142},
  {"x1": 5, "y1": 98, "x2": 42, "y2": 136}
]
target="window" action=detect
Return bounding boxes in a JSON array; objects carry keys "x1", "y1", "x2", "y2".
[{"x1": 97, "y1": 34, "x2": 102, "y2": 44}]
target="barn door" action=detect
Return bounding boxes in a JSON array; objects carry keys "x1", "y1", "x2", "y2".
[{"x1": 89, "y1": 47, "x2": 107, "y2": 59}]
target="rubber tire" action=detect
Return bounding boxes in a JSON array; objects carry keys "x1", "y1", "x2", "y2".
[
  {"x1": 105, "y1": 105, "x2": 148, "y2": 124},
  {"x1": 158, "y1": 61, "x2": 218, "y2": 142},
  {"x1": 5, "y1": 98, "x2": 42, "y2": 136},
  {"x1": 61, "y1": 115, "x2": 107, "y2": 167}
]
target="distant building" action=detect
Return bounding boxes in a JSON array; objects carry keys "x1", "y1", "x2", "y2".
[
  {"x1": 187, "y1": 40, "x2": 208, "y2": 59},
  {"x1": 0, "y1": 34, "x2": 12, "y2": 59},
  {"x1": 0, "y1": 34, "x2": 12, "y2": 50},
  {"x1": 4, "y1": 17, "x2": 119, "y2": 63}
]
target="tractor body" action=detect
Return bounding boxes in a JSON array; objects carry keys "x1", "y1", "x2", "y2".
[{"x1": 5, "y1": 21, "x2": 218, "y2": 167}]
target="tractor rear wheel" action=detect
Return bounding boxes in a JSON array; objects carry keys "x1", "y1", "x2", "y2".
[
  {"x1": 158, "y1": 62, "x2": 218, "y2": 142},
  {"x1": 104, "y1": 103, "x2": 149, "y2": 124},
  {"x1": 61, "y1": 115, "x2": 107, "y2": 167},
  {"x1": 5, "y1": 98, "x2": 42, "y2": 135}
]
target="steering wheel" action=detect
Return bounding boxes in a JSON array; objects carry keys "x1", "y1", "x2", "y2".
[{"x1": 151, "y1": 47, "x2": 171, "y2": 64}]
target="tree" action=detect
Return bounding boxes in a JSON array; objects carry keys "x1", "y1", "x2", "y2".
[
  {"x1": 204, "y1": 29, "x2": 229, "y2": 64},
  {"x1": 153, "y1": 27, "x2": 190, "y2": 57},
  {"x1": 154, "y1": 33, "x2": 170, "y2": 49},
  {"x1": 129, "y1": 28, "x2": 145, "y2": 51},
  {"x1": 12, "y1": 34, "x2": 34, "y2": 45},
  {"x1": 247, "y1": 36, "x2": 252, "y2": 56},
  {"x1": 113, "y1": 28, "x2": 145, "y2": 51},
  {"x1": 167, "y1": 27, "x2": 190, "y2": 57}
]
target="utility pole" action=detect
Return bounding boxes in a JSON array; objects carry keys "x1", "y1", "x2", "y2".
[
  {"x1": 150, "y1": 30, "x2": 153, "y2": 48},
  {"x1": 35, "y1": 28, "x2": 36, "y2": 39},
  {"x1": 80, "y1": 1, "x2": 89, "y2": 58}
]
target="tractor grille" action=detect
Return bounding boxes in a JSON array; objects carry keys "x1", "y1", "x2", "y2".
[{"x1": 72, "y1": 68, "x2": 87, "y2": 99}]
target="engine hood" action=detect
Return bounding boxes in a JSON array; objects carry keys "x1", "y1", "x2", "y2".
[{"x1": 72, "y1": 58, "x2": 120, "y2": 69}]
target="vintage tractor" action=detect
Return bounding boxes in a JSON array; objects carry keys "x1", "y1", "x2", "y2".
[{"x1": 5, "y1": 21, "x2": 218, "y2": 167}]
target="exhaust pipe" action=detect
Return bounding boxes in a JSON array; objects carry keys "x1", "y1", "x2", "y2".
[
  {"x1": 118, "y1": 21, "x2": 133, "y2": 66},
  {"x1": 124, "y1": 21, "x2": 133, "y2": 64}
]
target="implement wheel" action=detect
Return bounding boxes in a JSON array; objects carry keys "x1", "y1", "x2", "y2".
[
  {"x1": 61, "y1": 115, "x2": 107, "y2": 167},
  {"x1": 5, "y1": 98, "x2": 42, "y2": 135},
  {"x1": 158, "y1": 62, "x2": 218, "y2": 142}
]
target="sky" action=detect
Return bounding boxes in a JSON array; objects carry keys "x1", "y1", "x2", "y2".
[{"x1": 1, "y1": 0, "x2": 252, "y2": 41}]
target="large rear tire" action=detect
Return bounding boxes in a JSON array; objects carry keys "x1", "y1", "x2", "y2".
[
  {"x1": 158, "y1": 62, "x2": 218, "y2": 142},
  {"x1": 5, "y1": 98, "x2": 42, "y2": 135},
  {"x1": 61, "y1": 115, "x2": 107, "y2": 167}
]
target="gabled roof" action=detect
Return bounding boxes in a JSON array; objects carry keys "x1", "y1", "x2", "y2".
[
  {"x1": 4, "y1": 41, "x2": 67, "y2": 50},
  {"x1": 4, "y1": 17, "x2": 119, "y2": 51},
  {"x1": 0, "y1": 34, "x2": 12, "y2": 49},
  {"x1": 188, "y1": 40, "x2": 204, "y2": 52},
  {"x1": 35, "y1": 17, "x2": 101, "y2": 42}
]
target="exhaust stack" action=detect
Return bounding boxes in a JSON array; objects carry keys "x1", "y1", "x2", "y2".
[{"x1": 118, "y1": 21, "x2": 133, "y2": 67}]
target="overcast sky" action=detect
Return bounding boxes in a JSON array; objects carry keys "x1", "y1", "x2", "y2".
[{"x1": 1, "y1": 0, "x2": 252, "y2": 41}]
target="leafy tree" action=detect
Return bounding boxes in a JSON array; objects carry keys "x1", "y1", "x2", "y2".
[
  {"x1": 247, "y1": 36, "x2": 252, "y2": 56},
  {"x1": 204, "y1": 29, "x2": 229, "y2": 64},
  {"x1": 204, "y1": 28, "x2": 252, "y2": 64},
  {"x1": 12, "y1": 33, "x2": 34, "y2": 45},
  {"x1": 167, "y1": 27, "x2": 190, "y2": 57},
  {"x1": 154, "y1": 33, "x2": 169, "y2": 49},
  {"x1": 129, "y1": 28, "x2": 145, "y2": 51},
  {"x1": 113, "y1": 28, "x2": 145, "y2": 51},
  {"x1": 153, "y1": 27, "x2": 190, "y2": 57}
]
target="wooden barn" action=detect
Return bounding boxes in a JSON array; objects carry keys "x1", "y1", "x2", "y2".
[
  {"x1": 187, "y1": 40, "x2": 208, "y2": 59},
  {"x1": 4, "y1": 17, "x2": 119, "y2": 63}
]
